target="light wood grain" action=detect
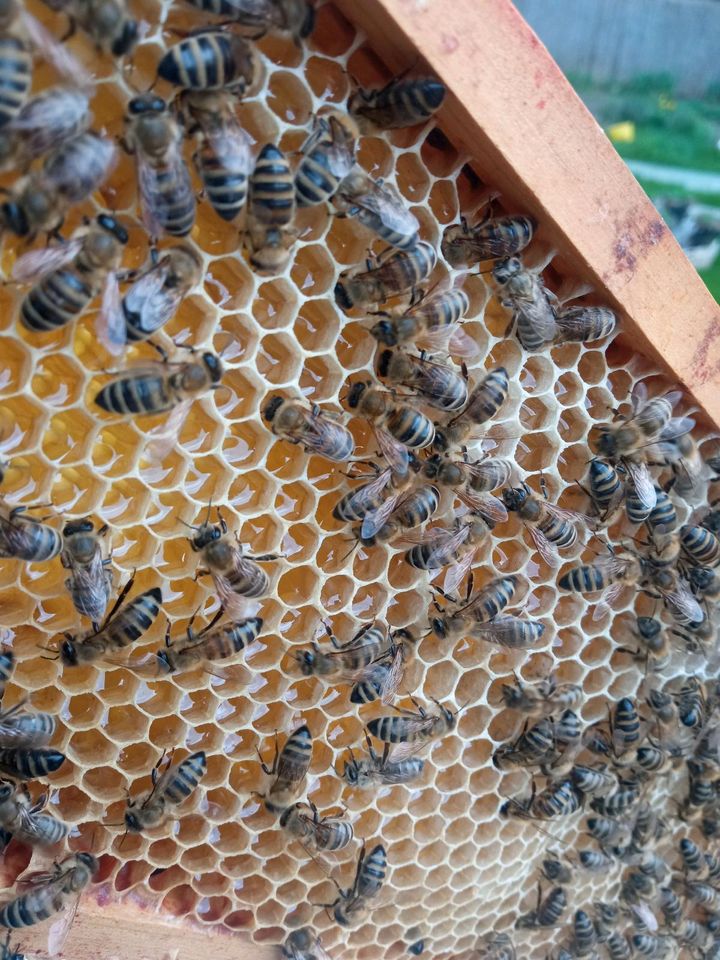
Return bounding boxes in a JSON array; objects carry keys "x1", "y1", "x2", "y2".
[{"x1": 335, "y1": 0, "x2": 720, "y2": 425}]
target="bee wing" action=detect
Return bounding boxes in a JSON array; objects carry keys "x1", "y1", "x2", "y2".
[
  {"x1": 631, "y1": 903, "x2": 659, "y2": 934},
  {"x1": 661, "y1": 580, "x2": 704, "y2": 625},
  {"x1": 360, "y1": 489, "x2": 402, "y2": 540},
  {"x1": 344, "y1": 468, "x2": 392, "y2": 525},
  {"x1": 527, "y1": 524, "x2": 561, "y2": 568},
  {"x1": 457, "y1": 490, "x2": 508, "y2": 522},
  {"x1": 658, "y1": 416, "x2": 695, "y2": 442},
  {"x1": 541, "y1": 501, "x2": 595, "y2": 528},
  {"x1": 207, "y1": 119, "x2": 253, "y2": 175},
  {"x1": 591, "y1": 582, "x2": 627, "y2": 622},
  {"x1": 624, "y1": 461, "x2": 657, "y2": 512},
  {"x1": 11, "y1": 240, "x2": 83, "y2": 283},
  {"x1": 374, "y1": 427, "x2": 410, "y2": 476},
  {"x1": 351, "y1": 182, "x2": 419, "y2": 236},
  {"x1": 47, "y1": 894, "x2": 81, "y2": 957},
  {"x1": 423, "y1": 524, "x2": 471, "y2": 570},
  {"x1": 97, "y1": 272, "x2": 126, "y2": 356},
  {"x1": 442, "y1": 545, "x2": 477, "y2": 597},
  {"x1": 325, "y1": 121, "x2": 356, "y2": 180},
  {"x1": 380, "y1": 647, "x2": 405, "y2": 704},
  {"x1": 19, "y1": 10, "x2": 94, "y2": 89},
  {"x1": 65, "y1": 550, "x2": 109, "y2": 611},
  {"x1": 415, "y1": 323, "x2": 479, "y2": 360},
  {"x1": 630, "y1": 380, "x2": 648, "y2": 414},
  {"x1": 145, "y1": 399, "x2": 193, "y2": 461},
  {"x1": 301, "y1": 413, "x2": 352, "y2": 463},
  {"x1": 210, "y1": 572, "x2": 256, "y2": 620},
  {"x1": 517, "y1": 300, "x2": 558, "y2": 343},
  {"x1": 123, "y1": 263, "x2": 179, "y2": 339}
]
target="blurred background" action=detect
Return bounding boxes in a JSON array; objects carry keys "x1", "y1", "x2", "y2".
[{"x1": 516, "y1": 0, "x2": 720, "y2": 300}]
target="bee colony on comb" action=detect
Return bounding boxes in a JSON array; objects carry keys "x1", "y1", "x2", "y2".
[{"x1": 0, "y1": 0, "x2": 718, "y2": 959}]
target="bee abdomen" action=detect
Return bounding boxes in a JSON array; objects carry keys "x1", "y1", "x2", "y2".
[
  {"x1": 109, "y1": 588, "x2": 163, "y2": 646},
  {"x1": 198, "y1": 150, "x2": 248, "y2": 221},
  {"x1": 164, "y1": 751, "x2": 207, "y2": 803},
  {"x1": 558, "y1": 564, "x2": 605, "y2": 592},
  {"x1": 20, "y1": 270, "x2": 92, "y2": 332},
  {"x1": 158, "y1": 33, "x2": 247, "y2": 90},
  {"x1": 540, "y1": 515, "x2": 575, "y2": 548},
  {"x1": 94, "y1": 374, "x2": 171, "y2": 415},
  {"x1": 320, "y1": 820, "x2": 354, "y2": 850},
  {"x1": 647, "y1": 488, "x2": 676, "y2": 531},
  {"x1": 0, "y1": 37, "x2": 31, "y2": 127},
  {"x1": 681, "y1": 524, "x2": 720, "y2": 565},
  {"x1": 295, "y1": 151, "x2": 337, "y2": 207},
  {"x1": 250, "y1": 144, "x2": 294, "y2": 224},
  {"x1": 387, "y1": 409, "x2": 434, "y2": 448},
  {"x1": 154, "y1": 165, "x2": 196, "y2": 236},
  {"x1": 588, "y1": 458, "x2": 620, "y2": 509},
  {"x1": 0, "y1": 748, "x2": 66, "y2": 780},
  {"x1": 366, "y1": 716, "x2": 411, "y2": 743}
]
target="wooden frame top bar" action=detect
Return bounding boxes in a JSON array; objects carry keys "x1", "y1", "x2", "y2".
[{"x1": 335, "y1": 0, "x2": 720, "y2": 425}]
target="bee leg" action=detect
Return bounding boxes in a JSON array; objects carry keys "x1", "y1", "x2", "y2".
[
  {"x1": 147, "y1": 340, "x2": 169, "y2": 363},
  {"x1": 248, "y1": 553, "x2": 282, "y2": 562},
  {"x1": 58, "y1": 15, "x2": 78, "y2": 43},
  {"x1": 100, "y1": 573, "x2": 136, "y2": 629}
]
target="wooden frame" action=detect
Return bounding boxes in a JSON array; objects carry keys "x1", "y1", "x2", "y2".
[{"x1": 335, "y1": 0, "x2": 720, "y2": 425}]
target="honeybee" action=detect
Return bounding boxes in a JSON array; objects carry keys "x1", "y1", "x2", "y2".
[
  {"x1": 432, "y1": 574, "x2": 517, "y2": 634},
  {"x1": 282, "y1": 928, "x2": 331, "y2": 960},
  {"x1": 421, "y1": 454, "x2": 510, "y2": 520},
  {"x1": 353, "y1": 483, "x2": 439, "y2": 547},
  {"x1": 0, "y1": 703, "x2": 55, "y2": 749},
  {"x1": 123, "y1": 94, "x2": 196, "y2": 238},
  {"x1": 120, "y1": 244, "x2": 203, "y2": 344},
  {"x1": 333, "y1": 170, "x2": 419, "y2": 251},
  {"x1": 0, "y1": 85, "x2": 90, "y2": 172},
  {"x1": 59, "y1": 519, "x2": 113, "y2": 629},
  {"x1": 180, "y1": 0, "x2": 314, "y2": 43},
  {"x1": 476, "y1": 932, "x2": 516, "y2": 960},
  {"x1": 157, "y1": 30, "x2": 262, "y2": 95},
  {"x1": 263, "y1": 397, "x2": 355, "y2": 463},
  {"x1": 346, "y1": 379, "x2": 435, "y2": 475},
  {"x1": 280, "y1": 801, "x2": 354, "y2": 852},
  {"x1": 342, "y1": 731, "x2": 424, "y2": 789},
  {"x1": 0, "y1": 782, "x2": 69, "y2": 846},
  {"x1": 1, "y1": 132, "x2": 116, "y2": 238},
  {"x1": 186, "y1": 505, "x2": 276, "y2": 612},
  {"x1": 246, "y1": 143, "x2": 297, "y2": 274},
  {"x1": 366, "y1": 696, "x2": 458, "y2": 750},
  {"x1": 647, "y1": 486, "x2": 676, "y2": 533},
  {"x1": 54, "y1": 582, "x2": 163, "y2": 667},
  {"x1": 405, "y1": 516, "x2": 491, "y2": 595},
  {"x1": 370, "y1": 288, "x2": 475, "y2": 357},
  {"x1": 492, "y1": 257, "x2": 557, "y2": 351},
  {"x1": 377, "y1": 350, "x2": 468, "y2": 412},
  {"x1": 493, "y1": 717, "x2": 556, "y2": 770},
  {"x1": 441, "y1": 213, "x2": 536, "y2": 268},
  {"x1": 319, "y1": 843, "x2": 387, "y2": 927},
  {"x1": 569, "y1": 764, "x2": 617, "y2": 797},
  {"x1": 0, "y1": 851, "x2": 97, "y2": 930},
  {"x1": 94, "y1": 350, "x2": 223, "y2": 420},
  {"x1": 502, "y1": 779, "x2": 583, "y2": 820},
  {"x1": 515, "y1": 885, "x2": 568, "y2": 928},
  {"x1": 12, "y1": 214, "x2": 127, "y2": 347},
  {"x1": 256, "y1": 725, "x2": 312, "y2": 815},
  {"x1": 295, "y1": 112, "x2": 357, "y2": 207},
  {"x1": 348, "y1": 76, "x2": 445, "y2": 130},
  {"x1": 335, "y1": 241, "x2": 437, "y2": 312},
  {"x1": 0, "y1": 748, "x2": 65, "y2": 780},
  {"x1": 503, "y1": 483, "x2": 588, "y2": 566},
  {"x1": 617, "y1": 616, "x2": 670, "y2": 670},
  {"x1": 0, "y1": 504, "x2": 62, "y2": 562},
  {"x1": 568, "y1": 910, "x2": 597, "y2": 958},
  {"x1": 681, "y1": 523, "x2": 720, "y2": 566},
  {"x1": 39, "y1": 0, "x2": 139, "y2": 56},
  {"x1": 175, "y1": 90, "x2": 253, "y2": 223},
  {"x1": 500, "y1": 672, "x2": 582, "y2": 715},
  {"x1": 148, "y1": 614, "x2": 263, "y2": 676},
  {"x1": 431, "y1": 366, "x2": 509, "y2": 453},
  {"x1": 124, "y1": 751, "x2": 207, "y2": 833},
  {"x1": 333, "y1": 464, "x2": 415, "y2": 527},
  {"x1": 584, "y1": 458, "x2": 623, "y2": 520}
]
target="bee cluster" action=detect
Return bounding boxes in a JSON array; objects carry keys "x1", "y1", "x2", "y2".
[{"x1": 0, "y1": 0, "x2": 717, "y2": 959}]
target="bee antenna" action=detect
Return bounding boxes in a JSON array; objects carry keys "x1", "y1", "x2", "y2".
[
  {"x1": 340, "y1": 538, "x2": 361, "y2": 563},
  {"x1": 178, "y1": 518, "x2": 200, "y2": 532}
]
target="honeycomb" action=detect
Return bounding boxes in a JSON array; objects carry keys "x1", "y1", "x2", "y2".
[{"x1": 0, "y1": 1, "x2": 718, "y2": 959}]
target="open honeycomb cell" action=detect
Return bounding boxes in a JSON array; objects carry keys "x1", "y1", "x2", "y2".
[{"x1": 0, "y1": 1, "x2": 717, "y2": 959}]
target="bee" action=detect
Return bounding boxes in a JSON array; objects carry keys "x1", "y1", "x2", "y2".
[
  {"x1": 0, "y1": 748, "x2": 65, "y2": 780},
  {"x1": 502, "y1": 779, "x2": 583, "y2": 820},
  {"x1": 370, "y1": 288, "x2": 474, "y2": 357},
  {"x1": 244, "y1": 142, "x2": 298, "y2": 274},
  {"x1": 610, "y1": 696, "x2": 641, "y2": 755},
  {"x1": 431, "y1": 366, "x2": 510, "y2": 453},
  {"x1": 674, "y1": 676, "x2": 706, "y2": 728},
  {"x1": 377, "y1": 350, "x2": 468, "y2": 412},
  {"x1": 501, "y1": 672, "x2": 582, "y2": 715},
  {"x1": 0, "y1": 851, "x2": 97, "y2": 929},
  {"x1": 646, "y1": 487, "x2": 677, "y2": 533},
  {"x1": 342, "y1": 732, "x2": 424, "y2": 789},
  {"x1": 625, "y1": 468, "x2": 657, "y2": 525},
  {"x1": 333, "y1": 170, "x2": 419, "y2": 251},
  {"x1": 366, "y1": 697, "x2": 458, "y2": 749},
  {"x1": 404, "y1": 516, "x2": 491, "y2": 595},
  {"x1": 679, "y1": 836, "x2": 703, "y2": 873},
  {"x1": 1, "y1": 132, "x2": 116, "y2": 238},
  {"x1": 515, "y1": 885, "x2": 567, "y2": 928},
  {"x1": 441, "y1": 212, "x2": 536, "y2": 269},
  {"x1": 687, "y1": 564, "x2": 720, "y2": 604},
  {"x1": 492, "y1": 257, "x2": 556, "y2": 351},
  {"x1": 124, "y1": 751, "x2": 207, "y2": 833},
  {"x1": 585, "y1": 815, "x2": 632, "y2": 848},
  {"x1": 282, "y1": 928, "x2": 331, "y2": 960},
  {"x1": 186, "y1": 505, "x2": 276, "y2": 611},
  {"x1": 433, "y1": 612, "x2": 544, "y2": 651},
  {"x1": 407, "y1": 940, "x2": 424, "y2": 956},
  {"x1": 56, "y1": 582, "x2": 163, "y2": 667},
  {"x1": 0, "y1": 782, "x2": 68, "y2": 846},
  {"x1": 180, "y1": 0, "x2": 314, "y2": 43},
  {"x1": 578, "y1": 849, "x2": 614, "y2": 872},
  {"x1": 333, "y1": 463, "x2": 415, "y2": 527},
  {"x1": 552, "y1": 306, "x2": 617, "y2": 345},
  {"x1": 493, "y1": 717, "x2": 556, "y2": 770},
  {"x1": 294, "y1": 112, "x2": 357, "y2": 207},
  {"x1": 0, "y1": 703, "x2": 55, "y2": 749},
  {"x1": 605, "y1": 932, "x2": 632, "y2": 960},
  {"x1": 150, "y1": 615, "x2": 263, "y2": 676},
  {"x1": 279, "y1": 801, "x2": 354, "y2": 852},
  {"x1": 12, "y1": 214, "x2": 127, "y2": 342},
  {"x1": 503, "y1": 483, "x2": 587, "y2": 566},
  {"x1": 0, "y1": 504, "x2": 62, "y2": 562},
  {"x1": 94, "y1": 350, "x2": 223, "y2": 419},
  {"x1": 263, "y1": 397, "x2": 354, "y2": 463},
  {"x1": 320, "y1": 843, "x2": 386, "y2": 926},
  {"x1": 476, "y1": 932, "x2": 516, "y2": 960},
  {"x1": 123, "y1": 94, "x2": 196, "y2": 239},
  {"x1": 617, "y1": 616, "x2": 670, "y2": 670},
  {"x1": 432, "y1": 574, "x2": 518, "y2": 636},
  {"x1": 569, "y1": 764, "x2": 617, "y2": 797},
  {"x1": 569, "y1": 910, "x2": 597, "y2": 958},
  {"x1": 348, "y1": 76, "x2": 445, "y2": 130},
  {"x1": 346, "y1": 379, "x2": 435, "y2": 475},
  {"x1": 335, "y1": 241, "x2": 437, "y2": 312},
  {"x1": 296, "y1": 623, "x2": 398, "y2": 679},
  {"x1": 590, "y1": 779, "x2": 640, "y2": 817},
  {"x1": 119, "y1": 244, "x2": 203, "y2": 345},
  {"x1": 157, "y1": 30, "x2": 262, "y2": 95},
  {"x1": 421, "y1": 454, "x2": 510, "y2": 520},
  {"x1": 59, "y1": 519, "x2": 113, "y2": 630},
  {"x1": 256, "y1": 725, "x2": 312, "y2": 815},
  {"x1": 353, "y1": 484, "x2": 439, "y2": 547},
  {"x1": 633, "y1": 742, "x2": 675, "y2": 776},
  {"x1": 680, "y1": 523, "x2": 720, "y2": 566},
  {"x1": 585, "y1": 458, "x2": 623, "y2": 519},
  {"x1": 0, "y1": 86, "x2": 90, "y2": 173}
]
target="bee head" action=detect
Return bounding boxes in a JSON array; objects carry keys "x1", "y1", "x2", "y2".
[
  {"x1": 1, "y1": 202, "x2": 29, "y2": 237},
  {"x1": 124, "y1": 810, "x2": 143, "y2": 833},
  {"x1": 421, "y1": 454, "x2": 443, "y2": 480},
  {"x1": 420, "y1": 78, "x2": 446, "y2": 110},
  {"x1": 334, "y1": 281, "x2": 353, "y2": 311},
  {"x1": 343, "y1": 758, "x2": 359, "y2": 785},
  {"x1": 201, "y1": 352, "x2": 223, "y2": 384},
  {"x1": 689, "y1": 566, "x2": 715, "y2": 590},
  {"x1": 295, "y1": 648, "x2": 317, "y2": 676},
  {"x1": 299, "y1": 3, "x2": 315, "y2": 37},
  {"x1": 60, "y1": 640, "x2": 78, "y2": 667},
  {"x1": 346, "y1": 381, "x2": 368, "y2": 410},
  {"x1": 128, "y1": 94, "x2": 166, "y2": 116},
  {"x1": 370, "y1": 321, "x2": 397, "y2": 346},
  {"x1": 0, "y1": 784, "x2": 12, "y2": 803},
  {"x1": 430, "y1": 617, "x2": 448, "y2": 640},
  {"x1": 112, "y1": 19, "x2": 139, "y2": 56},
  {"x1": 97, "y1": 214, "x2": 129, "y2": 245},
  {"x1": 502, "y1": 486, "x2": 527, "y2": 512},
  {"x1": 498, "y1": 799, "x2": 511, "y2": 818},
  {"x1": 594, "y1": 427, "x2": 616, "y2": 458},
  {"x1": 376, "y1": 349, "x2": 394, "y2": 377},
  {"x1": 636, "y1": 616, "x2": 661, "y2": 640},
  {"x1": 430, "y1": 430, "x2": 449, "y2": 453},
  {"x1": 156, "y1": 650, "x2": 172, "y2": 673},
  {"x1": 263, "y1": 395, "x2": 284, "y2": 423},
  {"x1": 190, "y1": 522, "x2": 222, "y2": 550},
  {"x1": 492, "y1": 257, "x2": 521, "y2": 284}
]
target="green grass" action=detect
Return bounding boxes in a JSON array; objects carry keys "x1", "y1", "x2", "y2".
[
  {"x1": 635, "y1": 178, "x2": 720, "y2": 207},
  {"x1": 699, "y1": 257, "x2": 720, "y2": 300}
]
